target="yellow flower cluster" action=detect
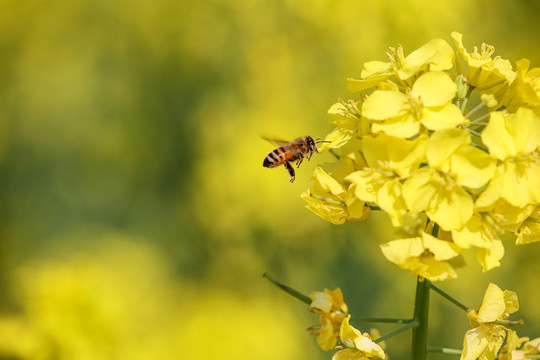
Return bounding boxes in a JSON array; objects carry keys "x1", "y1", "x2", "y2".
[
  {"x1": 308, "y1": 288, "x2": 387, "y2": 358},
  {"x1": 302, "y1": 32, "x2": 540, "y2": 281}
]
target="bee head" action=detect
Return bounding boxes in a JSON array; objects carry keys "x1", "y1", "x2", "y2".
[{"x1": 306, "y1": 136, "x2": 318, "y2": 152}]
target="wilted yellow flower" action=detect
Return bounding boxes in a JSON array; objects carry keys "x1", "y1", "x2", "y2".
[
  {"x1": 309, "y1": 288, "x2": 348, "y2": 351},
  {"x1": 461, "y1": 325, "x2": 506, "y2": 360},
  {"x1": 467, "y1": 283, "x2": 518, "y2": 326},
  {"x1": 461, "y1": 283, "x2": 520, "y2": 360},
  {"x1": 520, "y1": 338, "x2": 540, "y2": 357},
  {"x1": 498, "y1": 330, "x2": 530, "y2": 360},
  {"x1": 380, "y1": 231, "x2": 462, "y2": 281},
  {"x1": 301, "y1": 167, "x2": 371, "y2": 225},
  {"x1": 332, "y1": 315, "x2": 386, "y2": 360}
]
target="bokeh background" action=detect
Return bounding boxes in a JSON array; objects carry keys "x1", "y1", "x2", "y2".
[{"x1": 0, "y1": 0, "x2": 539, "y2": 359}]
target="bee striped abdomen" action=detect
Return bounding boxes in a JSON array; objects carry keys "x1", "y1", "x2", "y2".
[{"x1": 263, "y1": 146, "x2": 292, "y2": 168}]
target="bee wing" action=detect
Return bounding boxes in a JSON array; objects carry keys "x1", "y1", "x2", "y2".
[{"x1": 260, "y1": 135, "x2": 291, "y2": 147}]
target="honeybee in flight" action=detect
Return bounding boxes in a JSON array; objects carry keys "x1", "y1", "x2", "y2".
[{"x1": 262, "y1": 136, "x2": 328, "y2": 183}]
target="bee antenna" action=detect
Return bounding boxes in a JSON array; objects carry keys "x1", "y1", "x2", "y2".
[{"x1": 316, "y1": 139, "x2": 332, "y2": 144}]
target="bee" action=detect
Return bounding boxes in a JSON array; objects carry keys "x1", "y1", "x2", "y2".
[{"x1": 262, "y1": 136, "x2": 328, "y2": 183}]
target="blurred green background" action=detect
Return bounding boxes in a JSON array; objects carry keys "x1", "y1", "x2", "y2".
[{"x1": 0, "y1": 0, "x2": 539, "y2": 359}]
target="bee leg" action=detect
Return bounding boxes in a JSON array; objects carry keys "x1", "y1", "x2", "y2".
[
  {"x1": 296, "y1": 154, "x2": 303, "y2": 168},
  {"x1": 284, "y1": 161, "x2": 296, "y2": 183}
]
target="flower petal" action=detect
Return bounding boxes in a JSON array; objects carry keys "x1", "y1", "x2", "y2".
[
  {"x1": 371, "y1": 114, "x2": 420, "y2": 138},
  {"x1": 451, "y1": 146, "x2": 496, "y2": 189},
  {"x1": 426, "y1": 185, "x2": 473, "y2": 231},
  {"x1": 482, "y1": 108, "x2": 540, "y2": 160},
  {"x1": 426, "y1": 128, "x2": 470, "y2": 169},
  {"x1": 398, "y1": 39, "x2": 454, "y2": 80},
  {"x1": 411, "y1": 71, "x2": 457, "y2": 107},
  {"x1": 475, "y1": 240, "x2": 505, "y2": 272},
  {"x1": 476, "y1": 283, "x2": 506, "y2": 322},
  {"x1": 362, "y1": 90, "x2": 408, "y2": 120},
  {"x1": 421, "y1": 103, "x2": 469, "y2": 131}
]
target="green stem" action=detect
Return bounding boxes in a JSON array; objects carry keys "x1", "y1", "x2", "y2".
[
  {"x1": 493, "y1": 319, "x2": 524, "y2": 326},
  {"x1": 411, "y1": 277, "x2": 430, "y2": 360},
  {"x1": 374, "y1": 320, "x2": 419, "y2": 344},
  {"x1": 470, "y1": 112, "x2": 490, "y2": 124},
  {"x1": 262, "y1": 273, "x2": 311, "y2": 305},
  {"x1": 428, "y1": 346, "x2": 462, "y2": 356},
  {"x1": 464, "y1": 101, "x2": 486, "y2": 119},
  {"x1": 428, "y1": 282, "x2": 470, "y2": 312},
  {"x1": 525, "y1": 355, "x2": 540, "y2": 359},
  {"x1": 460, "y1": 96, "x2": 469, "y2": 113},
  {"x1": 350, "y1": 316, "x2": 413, "y2": 324},
  {"x1": 467, "y1": 128, "x2": 481, "y2": 138}
]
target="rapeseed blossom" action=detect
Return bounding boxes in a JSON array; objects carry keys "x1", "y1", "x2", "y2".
[
  {"x1": 303, "y1": 32, "x2": 540, "y2": 280},
  {"x1": 309, "y1": 288, "x2": 349, "y2": 351},
  {"x1": 460, "y1": 283, "x2": 519, "y2": 360},
  {"x1": 332, "y1": 316, "x2": 386, "y2": 360}
]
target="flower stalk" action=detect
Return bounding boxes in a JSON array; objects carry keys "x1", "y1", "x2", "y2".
[{"x1": 411, "y1": 277, "x2": 431, "y2": 360}]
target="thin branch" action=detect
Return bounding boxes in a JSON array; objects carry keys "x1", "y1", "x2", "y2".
[
  {"x1": 470, "y1": 112, "x2": 490, "y2": 124},
  {"x1": 428, "y1": 282, "x2": 470, "y2": 312},
  {"x1": 464, "y1": 101, "x2": 486, "y2": 119},
  {"x1": 262, "y1": 273, "x2": 311, "y2": 305},
  {"x1": 350, "y1": 316, "x2": 414, "y2": 324},
  {"x1": 428, "y1": 346, "x2": 462, "y2": 356},
  {"x1": 467, "y1": 128, "x2": 482, "y2": 138},
  {"x1": 374, "y1": 320, "x2": 419, "y2": 344}
]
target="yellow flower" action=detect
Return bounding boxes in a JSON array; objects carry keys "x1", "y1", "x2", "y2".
[
  {"x1": 380, "y1": 231, "x2": 462, "y2": 281},
  {"x1": 346, "y1": 133, "x2": 426, "y2": 226},
  {"x1": 309, "y1": 288, "x2": 348, "y2": 351},
  {"x1": 461, "y1": 283, "x2": 519, "y2": 360},
  {"x1": 332, "y1": 315, "x2": 386, "y2": 360},
  {"x1": 347, "y1": 38, "x2": 454, "y2": 92},
  {"x1": 521, "y1": 338, "x2": 540, "y2": 357},
  {"x1": 498, "y1": 330, "x2": 530, "y2": 360},
  {"x1": 477, "y1": 107, "x2": 540, "y2": 208},
  {"x1": 347, "y1": 59, "x2": 395, "y2": 92},
  {"x1": 452, "y1": 200, "x2": 534, "y2": 271},
  {"x1": 396, "y1": 39, "x2": 455, "y2": 80},
  {"x1": 515, "y1": 206, "x2": 540, "y2": 245},
  {"x1": 302, "y1": 167, "x2": 371, "y2": 225},
  {"x1": 461, "y1": 325, "x2": 506, "y2": 360},
  {"x1": 320, "y1": 101, "x2": 364, "y2": 152},
  {"x1": 467, "y1": 283, "x2": 519, "y2": 325},
  {"x1": 403, "y1": 129, "x2": 496, "y2": 231},
  {"x1": 501, "y1": 59, "x2": 540, "y2": 111},
  {"x1": 362, "y1": 72, "x2": 467, "y2": 138},
  {"x1": 452, "y1": 32, "x2": 515, "y2": 92}
]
